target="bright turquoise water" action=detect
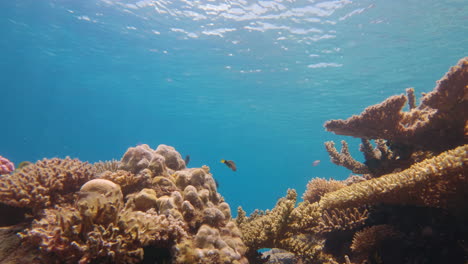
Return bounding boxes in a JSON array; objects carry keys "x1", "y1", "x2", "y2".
[{"x1": 1, "y1": 0, "x2": 467, "y2": 214}]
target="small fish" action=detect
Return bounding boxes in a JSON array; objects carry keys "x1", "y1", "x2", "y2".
[
  {"x1": 184, "y1": 155, "x2": 190, "y2": 166},
  {"x1": 312, "y1": 160, "x2": 321, "y2": 166},
  {"x1": 220, "y1": 159, "x2": 236, "y2": 171}
]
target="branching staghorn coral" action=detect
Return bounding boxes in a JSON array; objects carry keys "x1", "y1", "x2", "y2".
[
  {"x1": 238, "y1": 58, "x2": 468, "y2": 264},
  {"x1": 237, "y1": 190, "x2": 340, "y2": 263},
  {"x1": 325, "y1": 57, "x2": 468, "y2": 152},
  {"x1": 324, "y1": 140, "x2": 370, "y2": 174},
  {"x1": 320, "y1": 144, "x2": 468, "y2": 210},
  {"x1": 237, "y1": 189, "x2": 298, "y2": 251},
  {"x1": 326, "y1": 138, "x2": 413, "y2": 177},
  {"x1": 315, "y1": 207, "x2": 369, "y2": 234}
]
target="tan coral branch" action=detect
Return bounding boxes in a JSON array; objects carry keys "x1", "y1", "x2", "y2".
[
  {"x1": 325, "y1": 141, "x2": 369, "y2": 174},
  {"x1": 320, "y1": 144, "x2": 468, "y2": 210},
  {"x1": 324, "y1": 57, "x2": 468, "y2": 149},
  {"x1": 315, "y1": 207, "x2": 369, "y2": 234}
]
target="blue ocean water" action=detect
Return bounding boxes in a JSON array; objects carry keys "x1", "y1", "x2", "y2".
[{"x1": 1, "y1": 0, "x2": 467, "y2": 215}]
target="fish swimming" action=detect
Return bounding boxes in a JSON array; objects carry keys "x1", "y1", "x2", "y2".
[
  {"x1": 220, "y1": 159, "x2": 236, "y2": 171},
  {"x1": 312, "y1": 160, "x2": 321, "y2": 166},
  {"x1": 184, "y1": 155, "x2": 190, "y2": 166}
]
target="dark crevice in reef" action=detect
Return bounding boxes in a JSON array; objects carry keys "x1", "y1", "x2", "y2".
[
  {"x1": 141, "y1": 246, "x2": 172, "y2": 264},
  {"x1": 0, "y1": 203, "x2": 31, "y2": 227}
]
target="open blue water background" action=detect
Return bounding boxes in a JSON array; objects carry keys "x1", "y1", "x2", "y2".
[{"x1": 1, "y1": 0, "x2": 467, "y2": 214}]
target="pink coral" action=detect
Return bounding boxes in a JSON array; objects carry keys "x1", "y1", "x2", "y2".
[{"x1": 0, "y1": 155, "x2": 14, "y2": 175}]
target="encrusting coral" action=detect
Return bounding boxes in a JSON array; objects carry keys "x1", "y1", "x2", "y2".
[{"x1": 0, "y1": 144, "x2": 248, "y2": 264}]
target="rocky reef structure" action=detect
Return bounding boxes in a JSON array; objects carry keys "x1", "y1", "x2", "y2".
[
  {"x1": 0, "y1": 144, "x2": 247, "y2": 264},
  {"x1": 238, "y1": 57, "x2": 468, "y2": 264}
]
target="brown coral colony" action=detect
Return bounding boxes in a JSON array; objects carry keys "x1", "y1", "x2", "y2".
[{"x1": 0, "y1": 144, "x2": 247, "y2": 264}]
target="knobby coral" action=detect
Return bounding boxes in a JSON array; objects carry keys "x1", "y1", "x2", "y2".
[{"x1": 0, "y1": 144, "x2": 248, "y2": 264}]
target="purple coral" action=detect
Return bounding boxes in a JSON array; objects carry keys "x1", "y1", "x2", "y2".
[{"x1": 0, "y1": 155, "x2": 14, "y2": 175}]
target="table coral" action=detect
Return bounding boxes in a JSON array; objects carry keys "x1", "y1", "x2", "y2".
[
  {"x1": 238, "y1": 58, "x2": 468, "y2": 264},
  {"x1": 324, "y1": 57, "x2": 468, "y2": 151},
  {"x1": 320, "y1": 144, "x2": 467, "y2": 210}
]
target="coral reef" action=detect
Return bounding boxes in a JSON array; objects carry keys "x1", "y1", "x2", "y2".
[
  {"x1": 0, "y1": 157, "x2": 95, "y2": 213},
  {"x1": 0, "y1": 156, "x2": 14, "y2": 175},
  {"x1": 0, "y1": 145, "x2": 247, "y2": 264},
  {"x1": 320, "y1": 145, "x2": 467, "y2": 210},
  {"x1": 93, "y1": 159, "x2": 121, "y2": 174},
  {"x1": 324, "y1": 57, "x2": 467, "y2": 151},
  {"x1": 0, "y1": 57, "x2": 466, "y2": 264},
  {"x1": 302, "y1": 178, "x2": 345, "y2": 204},
  {"x1": 238, "y1": 58, "x2": 468, "y2": 264}
]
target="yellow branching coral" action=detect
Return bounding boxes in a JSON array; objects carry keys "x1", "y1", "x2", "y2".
[
  {"x1": 0, "y1": 157, "x2": 95, "y2": 211},
  {"x1": 320, "y1": 144, "x2": 468, "y2": 210},
  {"x1": 288, "y1": 201, "x2": 321, "y2": 233},
  {"x1": 237, "y1": 189, "x2": 297, "y2": 251},
  {"x1": 237, "y1": 190, "x2": 338, "y2": 262},
  {"x1": 280, "y1": 235, "x2": 335, "y2": 264},
  {"x1": 315, "y1": 207, "x2": 369, "y2": 234}
]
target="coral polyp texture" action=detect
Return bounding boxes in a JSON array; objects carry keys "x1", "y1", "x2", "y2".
[{"x1": 0, "y1": 144, "x2": 247, "y2": 264}]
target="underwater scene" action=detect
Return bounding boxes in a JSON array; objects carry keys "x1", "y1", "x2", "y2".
[{"x1": 0, "y1": 0, "x2": 467, "y2": 263}]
